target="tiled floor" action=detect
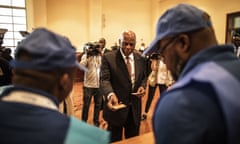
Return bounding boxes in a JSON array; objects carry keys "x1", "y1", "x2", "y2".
[{"x1": 69, "y1": 82, "x2": 160, "y2": 135}]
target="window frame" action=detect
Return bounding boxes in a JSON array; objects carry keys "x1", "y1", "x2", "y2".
[{"x1": 0, "y1": 0, "x2": 27, "y2": 54}]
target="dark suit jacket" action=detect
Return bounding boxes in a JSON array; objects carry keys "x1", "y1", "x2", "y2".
[
  {"x1": 100, "y1": 49, "x2": 147, "y2": 126},
  {"x1": 0, "y1": 57, "x2": 12, "y2": 86},
  {"x1": 103, "y1": 48, "x2": 111, "y2": 54}
]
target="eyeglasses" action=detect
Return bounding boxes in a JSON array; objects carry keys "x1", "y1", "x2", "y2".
[{"x1": 157, "y1": 36, "x2": 179, "y2": 55}]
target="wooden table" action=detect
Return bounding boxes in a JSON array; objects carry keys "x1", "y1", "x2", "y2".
[{"x1": 112, "y1": 132, "x2": 155, "y2": 144}]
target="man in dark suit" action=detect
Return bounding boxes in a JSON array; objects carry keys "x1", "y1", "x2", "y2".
[
  {"x1": 98, "y1": 37, "x2": 111, "y2": 54},
  {"x1": 100, "y1": 30, "x2": 147, "y2": 142}
]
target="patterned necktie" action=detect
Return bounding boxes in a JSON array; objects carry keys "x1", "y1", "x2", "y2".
[{"x1": 126, "y1": 56, "x2": 132, "y2": 77}]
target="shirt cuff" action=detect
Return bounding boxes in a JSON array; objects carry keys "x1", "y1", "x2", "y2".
[{"x1": 107, "y1": 92, "x2": 115, "y2": 100}]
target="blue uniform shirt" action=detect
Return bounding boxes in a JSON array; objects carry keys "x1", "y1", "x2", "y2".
[
  {"x1": 0, "y1": 86, "x2": 110, "y2": 144},
  {"x1": 153, "y1": 45, "x2": 240, "y2": 144}
]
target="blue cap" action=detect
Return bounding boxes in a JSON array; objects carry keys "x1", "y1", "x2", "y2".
[
  {"x1": 143, "y1": 4, "x2": 212, "y2": 56},
  {"x1": 11, "y1": 28, "x2": 88, "y2": 72}
]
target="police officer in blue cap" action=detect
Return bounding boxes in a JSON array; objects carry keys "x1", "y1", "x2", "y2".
[
  {"x1": 0, "y1": 28, "x2": 109, "y2": 144},
  {"x1": 144, "y1": 4, "x2": 240, "y2": 144}
]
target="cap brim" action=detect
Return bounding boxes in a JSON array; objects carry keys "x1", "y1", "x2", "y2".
[
  {"x1": 76, "y1": 62, "x2": 88, "y2": 72},
  {"x1": 142, "y1": 37, "x2": 160, "y2": 56}
]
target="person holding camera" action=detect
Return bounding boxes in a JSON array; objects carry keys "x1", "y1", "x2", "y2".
[
  {"x1": 80, "y1": 42, "x2": 103, "y2": 127},
  {"x1": 141, "y1": 53, "x2": 173, "y2": 120}
]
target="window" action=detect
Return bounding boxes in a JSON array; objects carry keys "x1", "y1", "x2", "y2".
[{"x1": 0, "y1": 0, "x2": 26, "y2": 54}]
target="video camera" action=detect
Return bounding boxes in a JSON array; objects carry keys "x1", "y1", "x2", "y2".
[{"x1": 84, "y1": 42, "x2": 101, "y2": 56}]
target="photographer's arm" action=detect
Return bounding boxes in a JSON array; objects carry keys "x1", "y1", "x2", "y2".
[{"x1": 79, "y1": 54, "x2": 87, "y2": 65}]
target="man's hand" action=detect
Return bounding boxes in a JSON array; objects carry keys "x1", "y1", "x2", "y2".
[
  {"x1": 107, "y1": 94, "x2": 119, "y2": 111},
  {"x1": 132, "y1": 86, "x2": 145, "y2": 98}
]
